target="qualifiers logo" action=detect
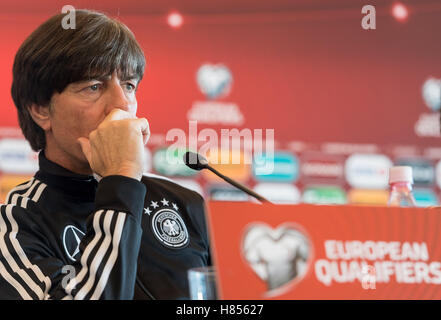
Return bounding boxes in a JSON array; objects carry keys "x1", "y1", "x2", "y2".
[
  {"x1": 241, "y1": 223, "x2": 312, "y2": 297},
  {"x1": 302, "y1": 186, "x2": 347, "y2": 205},
  {"x1": 395, "y1": 158, "x2": 434, "y2": 186},
  {"x1": 345, "y1": 153, "x2": 392, "y2": 189},
  {"x1": 300, "y1": 152, "x2": 345, "y2": 184},
  {"x1": 315, "y1": 240, "x2": 441, "y2": 286},
  {"x1": 209, "y1": 185, "x2": 250, "y2": 202},
  {"x1": 187, "y1": 63, "x2": 244, "y2": 126},
  {"x1": 153, "y1": 147, "x2": 198, "y2": 177},
  {"x1": 347, "y1": 189, "x2": 389, "y2": 205},
  {"x1": 253, "y1": 183, "x2": 300, "y2": 204},
  {"x1": 253, "y1": 152, "x2": 299, "y2": 183},
  {"x1": 196, "y1": 64, "x2": 232, "y2": 99},
  {"x1": 413, "y1": 189, "x2": 438, "y2": 207},
  {"x1": 202, "y1": 149, "x2": 251, "y2": 183},
  {"x1": 414, "y1": 77, "x2": 441, "y2": 138}
]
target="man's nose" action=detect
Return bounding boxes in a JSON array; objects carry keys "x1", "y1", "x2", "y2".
[{"x1": 105, "y1": 82, "x2": 131, "y2": 113}]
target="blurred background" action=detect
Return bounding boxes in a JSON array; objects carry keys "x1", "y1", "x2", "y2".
[{"x1": 0, "y1": 0, "x2": 441, "y2": 206}]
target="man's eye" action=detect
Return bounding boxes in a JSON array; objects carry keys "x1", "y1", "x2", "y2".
[
  {"x1": 81, "y1": 83, "x2": 102, "y2": 93},
  {"x1": 89, "y1": 84, "x2": 101, "y2": 91},
  {"x1": 125, "y1": 83, "x2": 136, "y2": 92}
]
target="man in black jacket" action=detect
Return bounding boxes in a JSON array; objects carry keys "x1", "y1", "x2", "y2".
[{"x1": 0, "y1": 9, "x2": 211, "y2": 299}]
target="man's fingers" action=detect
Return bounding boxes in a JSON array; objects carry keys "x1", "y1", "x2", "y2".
[
  {"x1": 79, "y1": 115, "x2": 148, "y2": 180},
  {"x1": 104, "y1": 108, "x2": 134, "y2": 122},
  {"x1": 77, "y1": 137, "x2": 92, "y2": 165},
  {"x1": 134, "y1": 118, "x2": 150, "y2": 145}
]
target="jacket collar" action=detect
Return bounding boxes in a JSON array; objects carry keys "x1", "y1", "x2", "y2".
[{"x1": 34, "y1": 151, "x2": 98, "y2": 200}]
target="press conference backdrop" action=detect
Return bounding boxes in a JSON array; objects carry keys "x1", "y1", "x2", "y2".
[{"x1": 0, "y1": 0, "x2": 441, "y2": 206}]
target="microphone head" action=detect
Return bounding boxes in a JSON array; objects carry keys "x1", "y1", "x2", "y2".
[{"x1": 183, "y1": 151, "x2": 209, "y2": 171}]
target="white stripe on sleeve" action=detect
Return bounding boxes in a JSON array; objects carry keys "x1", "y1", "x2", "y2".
[
  {"x1": 74, "y1": 210, "x2": 115, "y2": 300},
  {"x1": 90, "y1": 212, "x2": 126, "y2": 299},
  {"x1": 0, "y1": 260, "x2": 33, "y2": 300},
  {"x1": 64, "y1": 209, "x2": 105, "y2": 295},
  {"x1": 5, "y1": 179, "x2": 34, "y2": 204},
  {"x1": 5, "y1": 205, "x2": 52, "y2": 296},
  {"x1": 0, "y1": 205, "x2": 44, "y2": 299}
]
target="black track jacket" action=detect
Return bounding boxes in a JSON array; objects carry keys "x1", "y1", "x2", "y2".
[{"x1": 0, "y1": 151, "x2": 211, "y2": 299}]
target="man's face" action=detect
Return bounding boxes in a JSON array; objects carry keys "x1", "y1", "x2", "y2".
[{"x1": 46, "y1": 70, "x2": 139, "y2": 173}]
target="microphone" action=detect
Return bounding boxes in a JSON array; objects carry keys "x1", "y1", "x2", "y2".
[{"x1": 183, "y1": 151, "x2": 271, "y2": 203}]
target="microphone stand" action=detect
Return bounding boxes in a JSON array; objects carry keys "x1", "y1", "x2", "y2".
[
  {"x1": 183, "y1": 151, "x2": 271, "y2": 204},
  {"x1": 206, "y1": 165, "x2": 271, "y2": 203}
]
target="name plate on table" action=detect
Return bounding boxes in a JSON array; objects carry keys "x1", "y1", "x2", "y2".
[{"x1": 207, "y1": 202, "x2": 441, "y2": 299}]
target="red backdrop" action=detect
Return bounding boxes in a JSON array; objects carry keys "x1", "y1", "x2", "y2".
[{"x1": 1, "y1": 0, "x2": 441, "y2": 204}]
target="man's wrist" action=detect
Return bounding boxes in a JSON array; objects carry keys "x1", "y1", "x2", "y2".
[
  {"x1": 114, "y1": 171, "x2": 142, "y2": 181},
  {"x1": 102, "y1": 166, "x2": 142, "y2": 181},
  {"x1": 95, "y1": 175, "x2": 147, "y2": 223}
]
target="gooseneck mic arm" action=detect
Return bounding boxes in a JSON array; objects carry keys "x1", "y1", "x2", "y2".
[
  {"x1": 206, "y1": 166, "x2": 270, "y2": 203},
  {"x1": 183, "y1": 151, "x2": 271, "y2": 203}
]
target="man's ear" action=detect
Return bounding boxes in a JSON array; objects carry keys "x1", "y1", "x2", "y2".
[{"x1": 28, "y1": 104, "x2": 51, "y2": 131}]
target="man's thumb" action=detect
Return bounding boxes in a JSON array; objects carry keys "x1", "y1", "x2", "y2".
[{"x1": 77, "y1": 137, "x2": 92, "y2": 165}]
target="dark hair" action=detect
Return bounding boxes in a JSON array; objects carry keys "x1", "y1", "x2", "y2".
[{"x1": 11, "y1": 9, "x2": 146, "y2": 151}]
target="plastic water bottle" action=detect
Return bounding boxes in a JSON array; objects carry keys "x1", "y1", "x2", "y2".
[{"x1": 387, "y1": 166, "x2": 417, "y2": 207}]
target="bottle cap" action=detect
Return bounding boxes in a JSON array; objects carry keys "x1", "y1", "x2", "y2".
[{"x1": 388, "y1": 166, "x2": 413, "y2": 184}]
